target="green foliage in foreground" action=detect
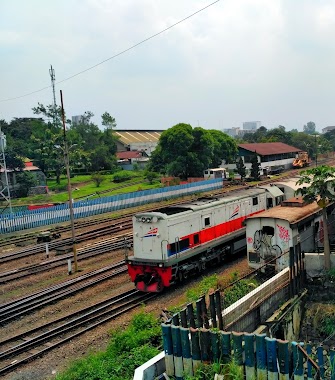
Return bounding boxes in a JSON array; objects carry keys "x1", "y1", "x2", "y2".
[
  {"x1": 185, "y1": 359, "x2": 244, "y2": 380},
  {"x1": 55, "y1": 311, "x2": 162, "y2": 380}
]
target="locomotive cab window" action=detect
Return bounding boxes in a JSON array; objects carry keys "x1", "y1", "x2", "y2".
[
  {"x1": 203, "y1": 216, "x2": 211, "y2": 227},
  {"x1": 252, "y1": 197, "x2": 258, "y2": 206}
]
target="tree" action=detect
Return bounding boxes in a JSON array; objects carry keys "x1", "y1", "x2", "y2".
[
  {"x1": 295, "y1": 165, "x2": 335, "y2": 270},
  {"x1": 303, "y1": 121, "x2": 316, "y2": 135},
  {"x1": 91, "y1": 172, "x2": 104, "y2": 187},
  {"x1": 208, "y1": 130, "x2": 237, "y2": 166},
  {"x1": 236, "y1": 157, "x2": 246, "y2": 180},
  {"x1": 149, "y1": 123, "x2": 230, "y2": 178},
  {"x1": 15, "y1": 172, "x2": 37, "y2": 197},
  {"x1": 101, "y1": 112, "x2": 117, "y2": 129},
  {"x1": 250, "y1": 154, "x2": 260, "y2": 180}
]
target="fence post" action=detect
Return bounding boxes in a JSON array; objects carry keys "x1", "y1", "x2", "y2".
[
  {"x1": 210, "y1": 330, "x2": 220, "y2": 362},
  {"x1": 277, "y1": 339, "x2": 289, "y2": 380},
  {"x1": 266, "y1": 337, "x2": 278, "y2": 380},
  {"x1": 180, "y1": 327, "x2": 193, "y2": 377},
  {"x1": 220, "y1": 331, "x2": 231, "y2": 364},
  {"x1": 317, "y1": 345, "x2": 325, "y2": 379},
  {"x1": 306, "y1": 343, "x2": 313, "y2": 380},
  {"x1": 180, "y1": 308, "x2": 188, "y2": 328},
  {"x1": 200, "y1": 328, "x2": 211, "y2": 364},
  {"x1": 161, "y1": 323, "x2": 174, "y2": 377},
  {"x1": 292, "y1": 342, "x2": 304, "y2": 380},
  {"x1": 215, "y1": 290, "x2": 224, "y2": 330},
  {"x1": 209, "y1": 291, "x2": 217, "y2": 328},
  {"x1": 190, "y1": 328, "x2": 201, "y2": 373},
  {"x1": 244, "y1": 333, "x2": 255, "y2": 380},
  {"x1": 232, "y1": 332, "x2": 244, "y2": 367},
  {"x1": 201, "y1": 296, "x2": 210, "y2": 329},
  {"x1": 187, "y1": 303, "x2": 196, "y2": 329},
  {"x1": 256, "y1": 334, "x2": 267, "y2": 380},
  {"x1": 171, "y1": 325, "x2": 183, "y2": 380},
  {"x1": 196, "y1": 299, "x2": 203, "y2": 328}
]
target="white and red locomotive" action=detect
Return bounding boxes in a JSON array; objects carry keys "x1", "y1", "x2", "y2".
[{"x1": 126, "y1": 187, "x2": 284, "y2": 292}]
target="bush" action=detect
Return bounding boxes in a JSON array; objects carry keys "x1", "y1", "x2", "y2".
[
  {"x1": 113, "y1": 171, "x2": 133, "y2": 182},
  {"x1": 55, "y1": 311, "x2": 161, "y2": 380}
]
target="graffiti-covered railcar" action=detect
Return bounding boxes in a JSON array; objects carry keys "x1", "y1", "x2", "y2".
[{"x1": 246, "y1": 197, "x2": 335, "y2": 272}]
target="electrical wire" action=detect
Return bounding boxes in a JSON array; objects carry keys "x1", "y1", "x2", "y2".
[{"x1": 0, "y1": 0, "x2": 222, "y2": 103}]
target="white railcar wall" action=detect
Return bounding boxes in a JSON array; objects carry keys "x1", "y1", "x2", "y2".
[{"x1": 0, "y1": 179, "x2": 223, "y2": 234}]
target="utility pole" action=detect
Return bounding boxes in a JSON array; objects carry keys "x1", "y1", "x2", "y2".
[
  {"x1": 60, "y1": 90, "x2": 78, "y2": 273},
  {"x1": 49, "y1": 65, "x2": 57, "y2": 127},
  {"x1": 315, "y1": 134, "x2": 318, "y2": 167},
  {"x1": 0, "y1": 128, "x2": 12, "y2": 214}
]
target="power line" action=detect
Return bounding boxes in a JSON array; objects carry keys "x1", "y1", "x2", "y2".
[{"x1": 0, "y1": 0, "x2": 221, "y2": 103}]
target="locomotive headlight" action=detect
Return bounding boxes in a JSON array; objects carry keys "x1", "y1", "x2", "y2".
[
  {"x1": 146, "y1": 218, "x2": 151, "y2": 223},
  {"x1": 158, "y1": 263, "x2": 163, "y2": 267}
]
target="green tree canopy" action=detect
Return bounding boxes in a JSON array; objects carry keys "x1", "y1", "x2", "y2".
[
  {"x1": 295, "y1": 165, "x2": 335, "y2": 270},
  {"x1": 149, "y1": 124, "x2": 237, "y2": 178}
]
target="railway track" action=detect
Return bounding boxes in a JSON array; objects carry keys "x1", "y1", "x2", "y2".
[
  {"x1": 0, "y1": 261, "x2": 128, "y2": 324},
  {"x1": 0, "y1": 233, "x2": 132, "y2": 284},
  {"x1": 0, "y1": 220, "x2": 132, "y2": 264},
  {"x1": 0, "y1": 289, "x2": 156, "y2": 376}
]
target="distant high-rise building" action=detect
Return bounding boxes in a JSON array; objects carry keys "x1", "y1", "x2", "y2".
[
  {"x1": 72, "y1": 115, "x2": 84, "y2": 125},
  {"x1": 243, "y1": 121, "x2": 261, "y2": 130}
]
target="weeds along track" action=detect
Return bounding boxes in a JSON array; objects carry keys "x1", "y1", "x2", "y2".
[
  {"x1": 0, "y1": 289, "x2": 156, "y2": 376},
  {"x1": 0, "y1": 232, "x2": 132, "y2": 284},
  {"x1": 0, "y1": 261, "x2": 128, "y2": 324}
]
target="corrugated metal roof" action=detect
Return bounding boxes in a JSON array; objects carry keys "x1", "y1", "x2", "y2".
[
  {"x1": 239, "y1": 142, "x2": 301, "y2": 156},
  {"x1": 247, "y1": 200, "x2": 320, "y2": 224},
  {"x1": 116, "y1": 151, "x2": 146, "y2": 159},
  {"x1": 115, "y1": 130, "x2": 163, "y2": 144}
]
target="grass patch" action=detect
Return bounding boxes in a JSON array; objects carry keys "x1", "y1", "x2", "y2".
[{"x1": 55, "y1": 310, "x2": 162, "y2": 380}]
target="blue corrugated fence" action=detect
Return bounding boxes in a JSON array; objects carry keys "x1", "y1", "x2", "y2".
[{"x1": 0, "y1": 179, "x2": 223, "y2": 234}]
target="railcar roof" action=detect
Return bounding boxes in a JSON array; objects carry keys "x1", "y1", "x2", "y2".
[
  {"x1": 150, "y1": 188, "x2": 265, "y2": 216},
  {"x1": 246, "y1": 200, "x2": 320, "y2": 224}
]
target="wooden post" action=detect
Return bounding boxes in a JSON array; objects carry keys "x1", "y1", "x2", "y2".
[
  {"x1": 201, "y1": 296, "x2": 210, "y2": 329},
  {"x1": 171, "y1": 325, "x2": 183, "y2": 380},
  {"x1": 161, "y1": 323, "x2": 174, "y2": 377},
  {"x1": 215, "y1": 290, "x2": 224, "y2": 330},
  {"x1": 266, "y1": 337, "x2": 278, "y2": 380},
  {"x1": 200, "y1": 328, "x2": 211, "y2": 364},
  {"x1": 190, "y1": 328, "x2": 201, "y2": 373},
  {"x1": 209, "y1": 292, "x2": 217, "y2": 328},
  {"x1": 210, "y1": 330, "x2": 220, "y2": 362},
  {"x1": 232, "y1": 332, "x2": 244, "y2": 367},
  {"x1": 180, "y1": 327, "x2": 193, "y2": 377},
  {"x1": 187, "y1": 303, "x2": 196, "y2": 329},
  {"x1": 317, "y1": 345, "x2": 325, "y2": 379},
  {"x1": 277, "y1": 340, "x2": 289, "y2": 380},
  {"x1": 220, "y1": 331, "x2": 231, "y2": 364},
  {"x1": 172, "y1": 313, "x2": 180, "y2": 326},
  {"x1": 244, "y1": 333, "x2": 255, "y2": 380},
  {"x1": 292, "y1": 342, "x2": 304, "y2": 380},
  {"x1": 180, "y1": 308, "x2": 188, "y2": 328},
  {"x1": 256, "y1": 334, "x2": 267, "y2": 380},
  {"x1": 196, "y1": 299, "x2": 203, "y2": 328}
]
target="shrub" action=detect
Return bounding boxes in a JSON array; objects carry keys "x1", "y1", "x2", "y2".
[{"x1": 113, "y1": 171, "x2": 133, "y2": 182}]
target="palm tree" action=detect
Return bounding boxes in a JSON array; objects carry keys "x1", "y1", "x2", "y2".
[{"x1": 295, "y1": 165, "x2": 335, "y2": 270}]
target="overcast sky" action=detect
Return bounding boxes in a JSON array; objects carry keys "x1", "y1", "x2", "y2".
[{"x1": 1, "y1": 0, "x2": 335, "y2": 132}]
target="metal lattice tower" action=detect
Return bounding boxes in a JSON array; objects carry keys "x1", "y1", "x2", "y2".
[
  {"x1": 0, "y1": 128, "x2": 12, "y2": 213},
  {"x1": 49, "y1": 65, "x2": 57, "y2": 126}
]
